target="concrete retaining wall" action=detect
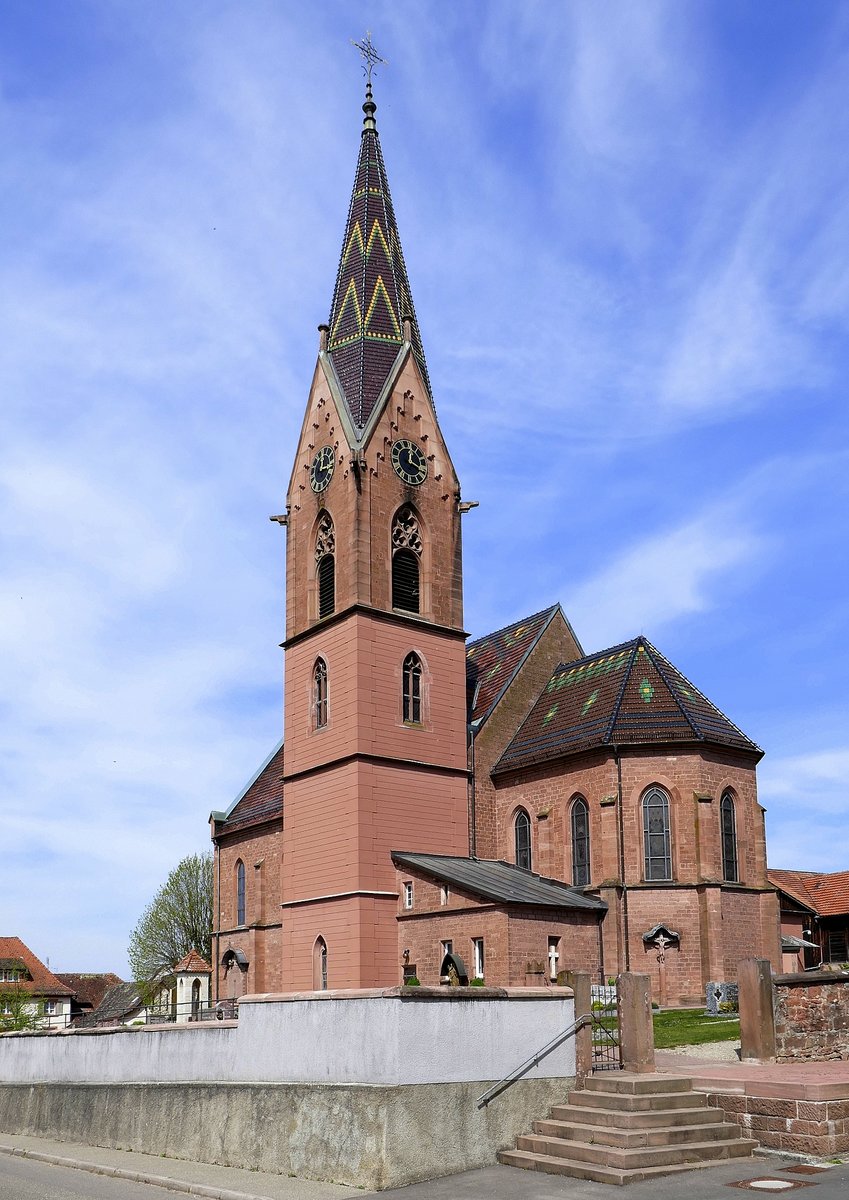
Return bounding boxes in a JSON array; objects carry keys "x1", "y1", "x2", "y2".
[{"x1": 0, "y1": 987, "x2": 575, "y2": 1188}]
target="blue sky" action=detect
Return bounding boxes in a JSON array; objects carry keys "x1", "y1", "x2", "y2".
[{"x1": 2, "y1": 2, "x2": 848, "y2": 974}]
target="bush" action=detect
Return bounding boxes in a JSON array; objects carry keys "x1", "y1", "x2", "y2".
[
  {"x1": 403, "y1": 976, "x2": 421, "y2": 987},
  {"x1": 470, "y1": 977, "x2": 486, "y2": 987}
]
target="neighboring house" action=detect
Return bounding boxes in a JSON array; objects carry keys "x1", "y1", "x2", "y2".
[
  {"x1": 76, "y1": 951, "x2": 212, "y2": 1027},
  {"x1": 209, "y1": 81, "x2": 781, "y2": 1007},
  {"x1": 0, "y1": 937, "x2": 75, "y2": 1029},
  {"x1": 55, "y1": 972, "x2": 124, "y2": 1024},
  {"x1": 74, "y1": 981, "x2": 152, "y2": 1028},
  {"x1": 768, "y1": 869, "x2": 849, "y2": 972}
]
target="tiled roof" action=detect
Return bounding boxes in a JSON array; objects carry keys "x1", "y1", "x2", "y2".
[
  {"x1": 326, "y1": 84, "x2": 430, "y2": 428},
  {"x1": 466, "y1": 605, "x2": 572, "y2": 728},
  {"x1": 217, "y1": 740, "x2": 284, "y2": 833},
  {"x1": 769, "y1": 869, "x2": 849, "y2": 918},
  {"x1": 173, "y1": 950, "x2": 211, "y2": 974},
  {"x1": 392, "y1": 852, "x2": 606, "y2": 912},
  {"x1": 0, "y1": 937, "x2": 74, "y2": 997},
  {"x1": 56, "y1": 973, "x2": 123, "y2": 1010},
  {"x1": 75, "y1": 981, "x2": 144, "y2": 1028},
  {"x1": 495, "y1": 637, "x2": 760, "y2": 774}
]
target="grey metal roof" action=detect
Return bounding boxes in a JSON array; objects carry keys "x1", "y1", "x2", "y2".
[{"x1": 391, "y1": 852, "x2": 607, "y2": 912}]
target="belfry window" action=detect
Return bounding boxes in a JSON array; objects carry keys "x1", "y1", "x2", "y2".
[
  {"x1": 720, "y1": 790, "x2": 738, "y2": 883},
  {"x1": 392, "y1": 506, "x2": 422, "y2": 613},
  {"x1": 402, "y1": 652, "x2": 422, "y2": 723},
  {"x1": 642, "y1": 787, "x2": 672, "y2": 881},
  {"x1": 514, "y1": 808, "x2": 532, "y2": 871},
  {"x1": 313, "y1": 937, "x2": 328, "y2": 990},
  {"x1": 236, "y1": 859, "x2": 246, "y2": 926},
  {"x1": 313, "y1": 657, "x2": 328, "y2": 729},
  {"x1": 571, "y1": 795, "x2": 590, "y2": 887},
  {"x1": 315, "y1": 512, "x2": 335, "y2": 619}
]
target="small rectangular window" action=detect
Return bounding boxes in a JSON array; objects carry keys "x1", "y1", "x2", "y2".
[
  {"x1": 827, "y1": 930, "x2": 848, "y2": 962},
  {"x1": 44, "y1": 1000, "x2": 57, "y2": 1015},
  {"x1": 472, "y1": 937, "x2": 485, "y2": 980},
  {"x1": 548, "y1": 936, "x2": 560, "y2": 980},
  {"x1": 440, "y1": 884, "x2": 449, "y2": 906},
  {"x1": 403, "y1": 881, "x2": 413, "y2": 910},
  {"x1": 440, "y1": 939, "x2": 453, "y2": 958}
]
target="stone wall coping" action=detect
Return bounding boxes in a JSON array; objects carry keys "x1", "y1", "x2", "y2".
[
  {"x1": 238, "y1": 985, "x2": 573, "y2": 1004},
  {"x1": 0, "y1": 1021, "x2": 238, "y2": 1040},
  {"x1": 774, "y1": 970, "x2": 849, "y2": 986}
]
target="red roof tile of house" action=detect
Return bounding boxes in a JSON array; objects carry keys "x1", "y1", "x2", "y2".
[
  {"x1": 0, "y1": 937, "x2": 74, "y2": 997},
  {"x1": 173, "y1": 950, "x2": 211, "y2": 973},
  {"x1": 494, "y1": 637, "x2": 760, "y2": 774},
  {"x1": 217, "y1": 740, "x2": 284, "y2": 833},
  {"x1": 768, "y1": 869, "x2": 849, "y2": 917},
  {"x1": 466, "y1": 605, "x2": 569, "y2": 728},
  {"x1": 55, "y1": 973, "x2": 123, "y2": 1010}
]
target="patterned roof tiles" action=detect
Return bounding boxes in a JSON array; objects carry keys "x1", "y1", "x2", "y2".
[
  {"x1": 466, "y1": 605, "x2": 564, "y2": 727},
  {"x1": 326, "y1": 88, "x2": 430, "y2": 428},
  {"x1": 769, "y1": 869, "x2": 849, "y2": 918},
  {"x1": 495, "y1": 637, "x2": 761, "y2": 774},
  {"x1": 217, "y1": 740, "x2": 284, "y2": 833}
]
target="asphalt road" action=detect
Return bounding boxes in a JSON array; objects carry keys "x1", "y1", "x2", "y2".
[{"x1": 0, "y1": 1152, "x2": 180, "y2": 1198}]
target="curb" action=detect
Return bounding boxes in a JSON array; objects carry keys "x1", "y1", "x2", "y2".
[{"x1": 0, "y1": 1142, "x2": 273, "y2": 1200}]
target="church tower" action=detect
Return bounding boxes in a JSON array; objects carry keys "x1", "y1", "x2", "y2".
[{"x1": 279, "y1": 80, "x2": 470, "y2": 989}]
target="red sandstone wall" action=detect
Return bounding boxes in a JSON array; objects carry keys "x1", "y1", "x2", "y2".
[
  {"x1": 213, "y1": 820, "x2": 283, "y2": 999},
  {"x1": 774, "y1": 973, "x2": 849, "y2": 1061}
]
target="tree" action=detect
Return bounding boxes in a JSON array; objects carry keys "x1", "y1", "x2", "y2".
[
  {"x1": 0, "y1": 981, "x2": 43, "y2": 1032},
  {"x1": 128, "y1": 851, "x2": 213, "y2": 983}
]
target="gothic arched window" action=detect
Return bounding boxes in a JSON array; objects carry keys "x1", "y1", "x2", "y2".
[
  {"x1": 313, "y1": 937, "x2": 328, "y2": 991},
  {"x1": 392, "y1": 506, "x2": 422, "y2": 613},
  {"x1": 236, "y1": 859, "x2": 246, "y2": 926},
  {"x1": 514, "y1": 808, "x2": 532, "y2": 871},
  {"x1": 571, "y1": 795, "x2": 590, "y2": 887},
  {"x1": 315, "y1": 512, "x2": 335, "y2": 619},
  {"x1": 402, "y1": 652, "x2": 422, "y2": 723},
  {"x1": 313, "y1": 657, "x2": 328, "y2": 729},
  {"x1": 720, "y1": 790, "x2": 738, "y2": 882},
  {"x1": 642, "y1": 786, "x2": 672, "y2": 881}
]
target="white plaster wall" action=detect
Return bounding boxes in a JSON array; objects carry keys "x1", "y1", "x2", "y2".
[{"x1": 0, "y1": 992, "x2": 575, "y2": 1086}]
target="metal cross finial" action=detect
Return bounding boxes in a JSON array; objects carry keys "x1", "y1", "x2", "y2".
[{"x1": 351, "y1": 31, "x2": 387, "y2": 84}]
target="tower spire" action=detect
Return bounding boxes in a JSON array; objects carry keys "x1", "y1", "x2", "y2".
[{"x1": 326, "y1": 37, "x2": 431, "y2": 430}]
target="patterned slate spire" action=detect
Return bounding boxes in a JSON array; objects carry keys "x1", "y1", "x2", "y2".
[{"x1": 326, "y1": 81, "x2": 430, "y2": 429}]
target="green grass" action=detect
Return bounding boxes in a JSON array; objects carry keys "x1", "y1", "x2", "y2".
[{"x1": 652, "y1": 1007, "x2": 739, "y2": 1049}]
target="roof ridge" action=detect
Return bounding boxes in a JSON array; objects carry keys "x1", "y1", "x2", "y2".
[
  {"x1": 648, "y1": 640, "x2": 761, "y2": 752},
  {"x1": 641, "y1": 640, "x2": 703, "y2": 741},
  {"x1": 605, "y1": 639, "x2": 641, "y2": 743},
  {"x1": 467, "y1": 603, "x2": 561, "y2": 651},
  {"x1": 548, "y1": 636, "x2": 640, "y2": 675}
]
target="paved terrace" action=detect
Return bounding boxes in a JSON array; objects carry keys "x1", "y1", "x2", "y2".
[{"x1": 656, "y1": 1050, "x2": 849, "y2": 1099}]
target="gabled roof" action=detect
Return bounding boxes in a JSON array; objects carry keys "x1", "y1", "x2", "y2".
[
  {"x1": 769, "y1": 869, "x2": 849, "y2": 918},
  {"x1": 214, "y1": 740, "x2": 284, "y2": 834},
  {"x1": 0, "y1": 937, "x2": 74, "y2": 997},
  {"x1": 495, "y1": 637, "x2": 761, "y2": 774},
  {"x1": 173, "y1": 950, "x2": 211, "y2": 974},
  {"x1": 75, "y1": 981, "x2": 144, "y2": 1028},
  {"x1": 466, "y1": 605, "x2": 577, "y2": 728},
  {"x1": 56, "y1": 973, "x2": 123, "y2": 1010},
  {"x1": 326, "y1": 83, "x2": 430, "y2": 429},
  {"x1": 392, "y1": 852, "x2": 606, "y2": 912}
]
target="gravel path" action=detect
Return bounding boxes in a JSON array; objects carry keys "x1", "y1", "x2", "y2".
[{"x1": 660, "y1": 1039, "x2": 741, "y2": 1060}]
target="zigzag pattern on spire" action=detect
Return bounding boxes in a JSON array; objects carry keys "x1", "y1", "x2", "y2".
[{"x1": 326, "y1": 113, "x2": 430, "y2": 428}]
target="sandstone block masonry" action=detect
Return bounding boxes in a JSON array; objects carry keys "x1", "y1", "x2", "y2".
[{"x1": 774, "y1": 971, "x2": 849, "y2": 1062}]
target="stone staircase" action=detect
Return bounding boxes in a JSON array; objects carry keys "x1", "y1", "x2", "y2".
[{"x1": 499, "y1": 1073, "x2": 757, "y2": 1185}]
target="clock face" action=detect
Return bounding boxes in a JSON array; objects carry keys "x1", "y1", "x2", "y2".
[
  {"x1": 309, "y1": 446, "x2": 335, "y2": 492},
  {"x1": 391, "y1": 439, "x2": 428, "y2": 486}
]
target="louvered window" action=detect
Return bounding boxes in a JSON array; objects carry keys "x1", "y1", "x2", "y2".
[
  {"x1": 392, "y1": 506, "x2": 422, "y2": 613},
  {"x1": 643, "y1": 787, "x2": 672, "y2": 881},
  {"x1": 315, "y1": 512, "x2": 335, "y2": 619},
  {"x1": 313, "y1": 657, "x2": 328, "y2": 729},
  {"x1": 402, "y1": 652, "x2": 422, "y2": 723},
  {"x1": 571, "y1": 795, "x2": 590, "y2": 887},
  {"x1": 515, "y1": 808, "x2": 532, "y2": 870},
  {"x1": 720, "y1": 791, "x2": 738, "y2": 883}
]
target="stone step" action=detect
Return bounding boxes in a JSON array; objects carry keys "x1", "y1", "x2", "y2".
[
  {"x1": 567, "y1": 1087, "x2": 707, "y2": 1112},
  {"x1": 498, "y1": 1148, "x2": 753, "y2": 1186},
  {"x1": 580, "y1": 1073, "x2": 693, "y2": 1096},
  {"x1": 515, "y1": 1132, "x2": 757, "y2": 1171},
  {"x1": 533, "y1": 1117, "x2": 741, "y2": 1149},
  {"x1": 552, "y1": 1101, "x2": 724, "y2": 1129}
]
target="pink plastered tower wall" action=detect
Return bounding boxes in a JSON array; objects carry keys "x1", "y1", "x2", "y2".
[{"x1": 280, "y1": 351, "x2": 470, "y2": 989}]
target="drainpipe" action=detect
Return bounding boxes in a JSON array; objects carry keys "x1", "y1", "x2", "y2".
[
  {"x1": 215, "y1": 836, "x2": 221, "y2": 1002},
  {"x1": 613, "y1": 745, "x2": 630, "y2": 971},
  {"x1": 468, "y1": 724, "x2": 476, "y2": 858}
]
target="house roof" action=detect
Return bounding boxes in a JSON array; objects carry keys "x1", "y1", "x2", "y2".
[
  {"x1": 0, "y1": 937, "x2": 74, "y2": 997},
  {"x1": 214, "y1": 739, "x2": 284, "y2": 833},
  {"x1": 173, "y1": 950, "x2": 211, "y2": 974},
  {"x1": 74, "y1": 981, "x2": 145, "y2": 1027},
  {"x1": 325, "y1": 82, "x2": 430, "y2": 429},
  {"x1": 466, "y1": 605, "x2": 573, "y2": 729},
  {"x1": 55, "y1": 973, "x2": 123, "y2": 1010},
  {"x1": 769, "y1": 869, "x2": 849, "y2": 918},
  {"x1": 391, "y1": 852, "x2": 607, "y2": 912},
  {"x1": 494, "y1": 637, "x2": 761, "y2": 774}
]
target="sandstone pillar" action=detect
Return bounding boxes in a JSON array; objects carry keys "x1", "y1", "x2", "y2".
[
  {"x1": 738, "y1": 957, "x2": 776, "y2": 1062},
  {"x1": 568, "y1": 971, "x2": 592, "y2": 1079},
  {"x1": 618, "y1": 972, "x2": 655, "y2": 1073}
]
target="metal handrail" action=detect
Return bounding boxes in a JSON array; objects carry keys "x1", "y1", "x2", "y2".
[{"x1": 476, "y1": 1014, "x2": 591, "y2": 1108}]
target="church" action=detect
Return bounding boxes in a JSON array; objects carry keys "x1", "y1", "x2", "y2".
[{"x1": 209, "y1": 79, "x2": 781, "y2": 1009}]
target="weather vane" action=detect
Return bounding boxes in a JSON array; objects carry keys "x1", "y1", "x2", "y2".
[{"x1": 351, "y1": 31, "x2": 387, "y2": 84}]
